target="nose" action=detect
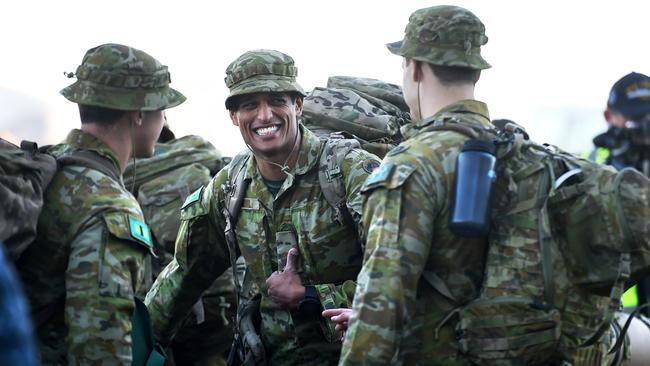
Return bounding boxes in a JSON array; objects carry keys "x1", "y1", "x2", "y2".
[{"x1": 257, "y1": 101, "x2": 273, "y2": 122}]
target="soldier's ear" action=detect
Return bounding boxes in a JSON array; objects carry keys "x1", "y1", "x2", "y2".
[
  {"x1": 229, "y1": 110, "x2": 240, "y2": 127},
  {"x1": 129, "y1": 111, "x2": 144, "y2": 126},
  {"x1": 412, "y1": 60, "x2": 423, "y2": 83},
  {"x1": 294, "y1": 96, "x2": 303, "y2": 116}
]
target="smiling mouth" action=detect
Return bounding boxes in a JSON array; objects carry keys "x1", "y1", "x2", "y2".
[{"x1": 254, "y1": 125, "x2": 280, "y2": 136}]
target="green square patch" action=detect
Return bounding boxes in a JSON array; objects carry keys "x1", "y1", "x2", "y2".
[{"x1": 129, "y1": 216, "x2": 152, "y2": 247}]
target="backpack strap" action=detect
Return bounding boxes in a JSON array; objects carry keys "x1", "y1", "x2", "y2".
[
  {"x1": 221, "y1": 151, "x2": 252, "y2": 299},
  {"x1": 422, "y1": 270, "x2": 458, "y2": 305},
  {"x1": 57, "y1": 150, "x2": 121, "y2": 183},
  {"x1": 317, "y1": 137, "x2": 360, "y2": 232}
]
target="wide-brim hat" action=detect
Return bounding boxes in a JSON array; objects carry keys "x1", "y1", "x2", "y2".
[
  {"x1": 60, "y1": 43, "x2": 186, "y2": 111},
  {"x1": 387, "y1": 5, "x2": 491, "y2": 70},
  {"x1": 224, "y1": 49, "x2": 306, "y2": 109}
]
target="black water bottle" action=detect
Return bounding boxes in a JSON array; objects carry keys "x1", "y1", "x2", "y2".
[{"x1": 449, "y1": 139, "x2": 497, "y2": 237}]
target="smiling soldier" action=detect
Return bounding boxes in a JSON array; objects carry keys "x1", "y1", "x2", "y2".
[{"x1": 145, "y1": 49, "x2": 380, "y2": 365}]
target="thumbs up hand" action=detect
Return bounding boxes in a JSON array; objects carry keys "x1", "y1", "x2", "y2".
[{"x1": 266, "y1": 248, "x2": 305, "y2": 310}]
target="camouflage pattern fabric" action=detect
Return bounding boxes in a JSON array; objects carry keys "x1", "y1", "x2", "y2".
[
  {"x1": 0, "y1": 139, "x2": 56, "y2": 262},
  {"x1": 302, "y1": 76, "x2": 410, "y2": 158},
  {"x1": 224, "y1": 49, "x2": 306, "y2": 109},
  {"x1": 60, "y1": 43, "x2": 186, "y2": 111},
  {"x1": 125, "y1": 135, "x2": 235, "y2": 365},
  {"x1": 146, "y1": 126, "x2": 379, "y2": 365},
  {"x1": 17, "y1": 129, "x2": 154, "y2": 365},
  {"x1": 387, "y1": 5, "x2": 491, "y2": 70},
  {"x1": 327, "y1": 76, "x2": 410, "y2": 116},
  {"x1": 340, "y1": 100, "x2": 492, "y2": 365}
]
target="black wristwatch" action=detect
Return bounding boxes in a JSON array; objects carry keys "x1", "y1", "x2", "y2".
[{"x1": 298, "y1": 285, "x2": 322, "y2": 316}]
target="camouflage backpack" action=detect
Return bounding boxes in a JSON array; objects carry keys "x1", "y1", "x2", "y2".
[
  {"x1": 125, "y1": 134, "x2": 238, "y2": 365},
  {"x1": 0, "y1": 138, "x2": 120, "y2": 262},
  {"x1": 124, "y1": 135, "x2": 230, "y2": 265},
  {"x1": 425, "y1": 118, "x2": 650, "y2": 365},
  {"x1": 302, "y1": 75, "x2": 411, "y2": 158}
]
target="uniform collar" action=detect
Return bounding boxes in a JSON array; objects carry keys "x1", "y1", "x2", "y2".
[
  {"x1": 415, "y1": 99, "x2": 491, "y2": 129},
  {"x1": 64, "y1": 129, "x2": 122, "y2": 173}
]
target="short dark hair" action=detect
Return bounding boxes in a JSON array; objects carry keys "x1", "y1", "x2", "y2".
[
  {"x1": 427, "y1": 63, "x2": 481, "y2": 86},
  {"x1": 78, "y1": 105, "x2": 127, "y2": 125},
  {"x1": 226, "y1": 91, "x2": 302, "y2": 112},
  {"x1": 158, "y1": 125, "x2": 176, "y2": 143}
]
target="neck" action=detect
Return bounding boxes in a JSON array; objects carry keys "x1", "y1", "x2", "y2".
[
  {"x1": 255, "y1": 133, "x2": 301, "y2": 181},
  {"x1": 418, "y1": 82, "x2": 475, "y2": 120},
  {"x1": 80, "y1": 119, "x2": 133, "y2": 173}
]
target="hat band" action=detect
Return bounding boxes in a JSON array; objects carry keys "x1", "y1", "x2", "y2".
[
  {"x1": 225, "y1": 64, "x2": 298, "y2": 88},
  {"x1": 75, "y1": 65, "x2": 171, "y2": 88}
]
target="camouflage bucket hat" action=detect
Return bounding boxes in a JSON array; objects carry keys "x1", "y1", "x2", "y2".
[
  {"x1": 387, "y1": 5, "x2": 491, "y2": 70},
  {"x1": 60, "y1": 43, "x2": 186, "y2": 111},
  {"x1": 224, "y1": 49, "x2": 306, "y2": 109}
]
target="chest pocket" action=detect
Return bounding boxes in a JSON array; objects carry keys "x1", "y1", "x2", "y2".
[
  {"x1": 290, "y1": 197, "x2": 361, "y2": 285},
  {"x1": 236, "y1": 198, "x2": 274, "y2": 288}
]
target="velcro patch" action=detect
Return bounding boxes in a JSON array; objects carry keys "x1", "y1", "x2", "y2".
[
  {"x1": 128, "y1": 215, "x2": 152, "y2": 247},
  {"x1": 364, "y1": 162, "x2": 394, "y2": 187},
  {"x1": 182, "y1": 186, "x2": 204, "y2": 209}
]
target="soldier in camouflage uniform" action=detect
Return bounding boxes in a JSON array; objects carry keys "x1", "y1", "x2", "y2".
[
  {"x1": 17, "y1": 43, "x2": 185, "y2": 365},
  {"x1": 333, "y1": 6, "x2": 495, "y2": 365},
  {"x1": 145, "y1": 49, "x2": 380, "y2": 365}
]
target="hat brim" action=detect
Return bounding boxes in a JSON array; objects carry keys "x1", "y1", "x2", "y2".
[
  {"x1": 386, "y1": 40, "x2": 404, "y2": 56},
  {"x1": 60, "y1": 81, "x2": 186, "y2": 111},
  {"x1": 614, "y1": 103, "x2": 650, "y2": 118},
  {"x1": 225, "y1": 76, "x2": 306, "y2": 109},
  {"x1": 386, "y1": 39, "x2": 491, "y2": 70}
]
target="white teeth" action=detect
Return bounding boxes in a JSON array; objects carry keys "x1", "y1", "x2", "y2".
[{"x1": 255, "y1": 126, "x2": 279, "y2": 136}]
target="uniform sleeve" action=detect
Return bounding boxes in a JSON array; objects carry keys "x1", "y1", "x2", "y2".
[
  {"x1": 65, "y1": 215, "x2": 149, "y2": 365},
  {"x1": 315, "y1": 149, "x2": 380, "y2": 309},
  {"x1": 144, "y1": 176, "x2": 232, "y2": 345},
  {"x1": 339, "y1": 157, "x2": 437, "y2": 365}
]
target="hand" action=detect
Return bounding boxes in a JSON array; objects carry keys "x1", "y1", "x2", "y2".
[
  {"x1": 266, "y1": 248, "x2": 305, "y2": 310},
  {"x1": 322, "y1": 308, "x2": 353, "y2": 332}
]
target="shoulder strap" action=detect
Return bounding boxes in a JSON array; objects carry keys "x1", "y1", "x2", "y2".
[
  {"x1": 221, "y1": 152, "x2": 252, "y2": 300},
  {"x1": 317, "y1": 137, "x2": 360, "y2": 231},
  {"x1": 57, "y1": 150, "x2": 121, "y2": 183}
]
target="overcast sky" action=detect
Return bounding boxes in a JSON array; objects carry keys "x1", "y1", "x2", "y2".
[{"x1": 1, "y1": 0, "x2": 649, "y2": 154}]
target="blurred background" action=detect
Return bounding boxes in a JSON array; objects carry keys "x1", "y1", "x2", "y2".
[{"x1": 1, "y1": 0, "x2": 648, "y2": 155}]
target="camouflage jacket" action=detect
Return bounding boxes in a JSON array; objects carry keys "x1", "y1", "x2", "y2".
[
  {"x1": 146, "y1": 127, "x2": 379, "y2": 365},
  {"x1": 340, "y1": 100, "x2": 492, "y2": 365},
  {"x1": 17, "y1": 129, "x2": 153, "y2": 365}
]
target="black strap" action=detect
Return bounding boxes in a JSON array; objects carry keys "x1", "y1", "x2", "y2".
[{"x1": 609, "y1": 303, "x2": 650, "y2": 356}]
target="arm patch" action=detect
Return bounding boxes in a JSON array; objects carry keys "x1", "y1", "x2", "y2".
[
  {"x1": 180, "y1": 186, "x2": 209, "y2": 221},
  {"x1": 102, "y1": 212, "x2": 154, "y2": 253},
  {"x1": 361, "y1": 163, "x2": 416, "y2": 193}
]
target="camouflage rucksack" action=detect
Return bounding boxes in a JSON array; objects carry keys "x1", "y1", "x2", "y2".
[
  {"x1": 124, "y1": 135, "x2": 230, "y2": 264},
  {"x1": 125, "y1": 134, "x2": 238, "y2": 365},
  {"x1": 425, "y1": 119, "x2": 650, "y2": 365},
  {"x1": 302, "y1": 76, "x2": 411, "y2": 158},
  {"x1": 0, "y1": 138, "x2": 120, "y2": 262}
]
